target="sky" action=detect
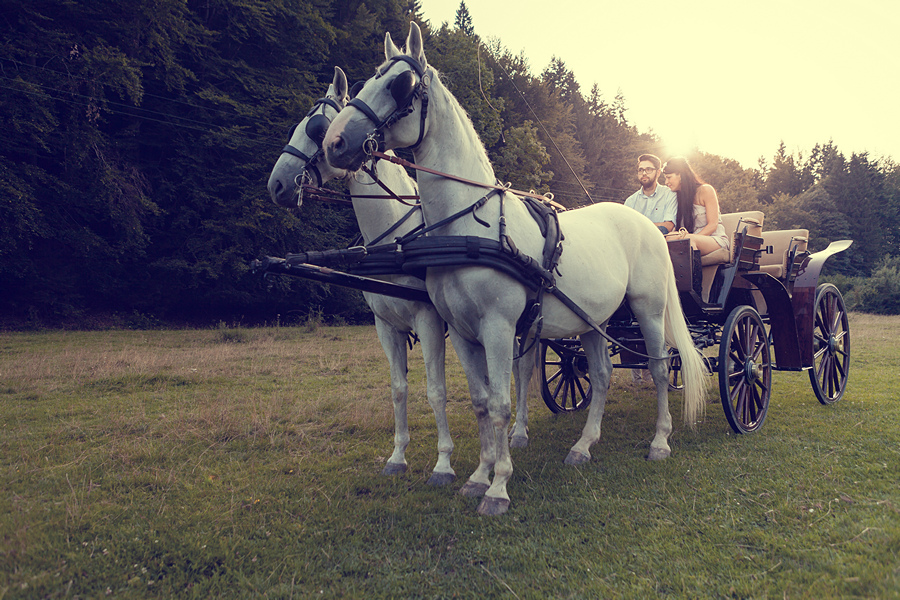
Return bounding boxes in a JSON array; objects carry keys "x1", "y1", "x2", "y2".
[{"x1": 419, "y1": 0, "x2": 899, "y2": 170}]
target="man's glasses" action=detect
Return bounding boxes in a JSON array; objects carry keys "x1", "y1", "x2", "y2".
[{"x1": 637, "y1": 167, "x2": 658, "y2": 175}]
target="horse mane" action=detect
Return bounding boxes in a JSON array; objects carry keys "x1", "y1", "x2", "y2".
[
  {"x1": 375, "y1": 57, "x2": 494, "y2": 178},
  {"x1": 428, "y1": 68, "x2": 494, "y2": 176}
]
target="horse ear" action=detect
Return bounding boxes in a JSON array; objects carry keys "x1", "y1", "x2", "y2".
[
  {"x1": 332, "y1": 66, "x2": 349, "y2": 105},
  {"x1": 385, "y1": 31, "x2": 402, "y2": 60},
  {"x1": 406, "y1": 21, "x2": 427, "y2": 70}
]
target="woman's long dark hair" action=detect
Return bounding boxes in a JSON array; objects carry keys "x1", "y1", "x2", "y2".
[{"x1": 664, "y1": 157, "x2": 705, "y2": 233}]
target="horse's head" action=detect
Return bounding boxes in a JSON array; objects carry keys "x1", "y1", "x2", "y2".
[
  {"x1": 324, "y1": 22, "x2": 430, "y2": 171},
  {"x1": 267, "y1": 66, "x2": 350, "y2": 208}
]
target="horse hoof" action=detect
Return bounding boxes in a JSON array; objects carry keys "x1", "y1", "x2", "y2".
[
  {"x1": 564, "y1": 450, "x2": 590, "y2": 466},
  {"x1": 476, "y1": 496, "x2": 510, "y2": 516},
  {"x1": 509, "y1": 435, "x2": 528, "y2": 449},
  {"x1": 458, "y1": 481, "x2": 489, "y2": 498},
  {"x1": 426, "y1": 471, "x2": 456, "y2": 487},
  {"x1": 381, "y1": 462, "x2": 408, "y2": 476},
  {"x1": 646, "y1": 447, "x2": 671, "y2": 461}
]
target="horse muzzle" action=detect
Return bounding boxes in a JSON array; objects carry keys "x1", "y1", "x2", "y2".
[
  {"x1": 324, "y1": 121, "x2": 370, "y2": 172},
  {"x1": 267, "y1": 168, "x2": 303, "y2": 209}
]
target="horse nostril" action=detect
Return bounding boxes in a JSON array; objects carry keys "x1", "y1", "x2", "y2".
[{"x1": 270, "y1": 179, "x2": 284, "y2": 203}]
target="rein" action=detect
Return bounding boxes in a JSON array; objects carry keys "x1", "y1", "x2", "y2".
[
  {"x1": 369, "y1": 150, "x2": 566, "y2": 213},
  {"x1": 346, "y1": 58, "x2": 669, "y2": 362}
]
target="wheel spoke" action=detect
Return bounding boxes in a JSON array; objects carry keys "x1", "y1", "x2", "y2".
[
  {"x1": 749, "y1": 385, "x2": 761, "y2": 423},
  {"x1": 744, "y1": 321, "x2": 759, "y2": 358},
  {"x1": 749, "y1": 335, "x2": 765, "y2": 362},
  {"x1": 550, "y1": 372, "x2": 565, "y2": 401},
  {"x1": 828, "y1": 295, "x2": 842, "y2": 332},
  {"x1": 564, "y1": 378, "x2": 576, "y2": 409},
  {"x1": 730, "y1": 378, "x2": 746, "y2": 409},
  {"x1": 830, "y1": 360, "x2": 842, "y2": 396},
  {"x1": 574, "y1": 376, "x2": 588, "y2": 402},
  {"x1": 546, "y1": 368, "x2": 562, "y2": 386},
  {"x1": 820, "y1": 354, "x2": 833, "y2": 392},
  {"x1": 738, "y1": 320, "x2": 751, "y2": 359},
  {"x1": 834, "y1": 356, "x2": 847, "y2": 378},
  {"x1": 557, "y1": 378, "x2": 569, "y2": 409},
  {"x1": 814, "y1": 311, "x2": 827, "y2": 338}
]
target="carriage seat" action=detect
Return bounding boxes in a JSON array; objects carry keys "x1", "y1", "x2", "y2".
[
  {"x1": 699, "y1": 210, "x2": 765, "y2": 266},
  {"x1": 699, "y1": 211, "x2": 764, "y2": 302},
  {"x1": 757, "y1": 229, "x2": 809, "y2": 279}
]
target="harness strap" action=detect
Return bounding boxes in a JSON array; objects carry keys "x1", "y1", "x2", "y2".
[
  {"x1": 370, "y1": 150, "x2": 566, "y2": 211},
  {"x1": 367, "y1": 204, "x2": 422, "y2": 247},
  {"x1": 394, "y1": 189, "x2": 500, "y2": 245},
  {"x1": 360, "y1": 163, "x2": 419, "y2": 206},
  {"x1": 346, "y1": 97, "x2": 384, "y2": 129}
]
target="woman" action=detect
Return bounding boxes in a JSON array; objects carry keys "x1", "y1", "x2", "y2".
[{"x1": 663, "y1": 156, "x2": 729, "y2": 256}]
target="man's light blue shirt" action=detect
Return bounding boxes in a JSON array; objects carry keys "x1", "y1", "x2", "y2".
[{"x1": 624, "y1": 184, "x2": 678, "y2": 228}]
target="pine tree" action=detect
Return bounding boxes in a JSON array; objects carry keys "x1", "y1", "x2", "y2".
[{"x1": 454, "y1": 1, "x2": 475, "y2": 36}]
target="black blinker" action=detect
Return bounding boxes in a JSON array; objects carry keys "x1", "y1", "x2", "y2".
[
  {"x1": 390, "y1": 70, "x2": 418, "y2": 106},
  {"x1": 305, "y1": 114, "x2": 330, "y2": 147},
  {"x1": 287, "y1": 123, "x2": 298, "y2": 140}
]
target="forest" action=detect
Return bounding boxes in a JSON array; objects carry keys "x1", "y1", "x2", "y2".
[{"x1": 2, "y1": 0, "x2": 898, "y2": 328}]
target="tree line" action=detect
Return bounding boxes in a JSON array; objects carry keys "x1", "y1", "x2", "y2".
[{"x1": 1, "y1": 0, "x2": 897, "y2": 328}]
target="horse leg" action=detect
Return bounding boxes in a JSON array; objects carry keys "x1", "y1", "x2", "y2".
[
  {"x1": 509, "y1": 341, "x2": 536, "y2": 449},
  {"x1": 640, "y1": 316, "x2": 673, "y2": 461},
  {"x1": 449, "y1": 329, "x2": 494, "y2": 499},
  {"x1": 373, "y1": 317, "x2": 411, "y2": 476},
  {"x1": 477, "y1": 328, "x2": 516, "y2": 516},
  {"x1": 565, "y1": 332, "x2": 612, "y2": 465},
  {"x1": 416, "y1": 311, "x2": 455, "y2": 486}
]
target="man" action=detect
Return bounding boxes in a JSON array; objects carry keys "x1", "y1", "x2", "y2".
[
  {"x1": 623, "y1": 154, "x2": 678, "y2": 384},
  {"x1": 624, "y1": 153, "x2": 678, "y2": 234}
]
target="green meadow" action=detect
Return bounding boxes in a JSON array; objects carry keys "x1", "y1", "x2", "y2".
[{"x1": 2, "y1": 314, "x2": 898, "y2": 598}]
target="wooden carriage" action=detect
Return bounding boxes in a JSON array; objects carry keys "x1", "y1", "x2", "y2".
[{"x1": 539, "y1": 211, "x2": 852, "y2": 434}]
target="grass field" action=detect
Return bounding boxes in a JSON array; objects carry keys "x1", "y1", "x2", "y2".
[{"x1": 1, "y1": 314, "x2": 898, "y2": 598}]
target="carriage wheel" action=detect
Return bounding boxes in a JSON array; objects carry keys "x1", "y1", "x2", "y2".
[
  {"x1": 809, "y1": 283, "x2": 850, "y2": 405},
  {"x1": 668, "y1": 348, "x2": 684, "y2": 391},
  {"x1": 719, "y1": 305, "x2": 771, "y2": 434},
  {"x1": 540, "y1": 339, "x2": 592, "y2": 413}
]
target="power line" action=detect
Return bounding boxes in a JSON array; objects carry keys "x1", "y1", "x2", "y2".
[
  {"x1": 477, "y1": 44, "x2": 594, "y2": 204},
  {"x1": 0, "y1": 79, "x2": 282, "y2": 151},
  {"x1": 1, "y1": 56, "x2": 259, "y2": 122}
]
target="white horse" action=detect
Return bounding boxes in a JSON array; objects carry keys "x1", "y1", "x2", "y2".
[
  {"x1": 324, "y1": 24, "x2": 707, "y2": 516},
  {"x1": 267, "y1": 66, "x2": 455, "y2": 486}
]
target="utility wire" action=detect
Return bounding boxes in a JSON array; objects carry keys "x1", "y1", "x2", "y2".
[
  {"x1": 2, "y1": 56, "x2": 261, "y2": 121},
  {"x1": 477, "y1": 43, "x2": 595, "y2": 204},
  {"x1": 0, "y1": 79, "x2": 282, "y2": 150}
]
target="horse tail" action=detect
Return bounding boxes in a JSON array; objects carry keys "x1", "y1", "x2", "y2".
[{"x1": 663, "y1": 269, "x2": 707, "y2": 429}]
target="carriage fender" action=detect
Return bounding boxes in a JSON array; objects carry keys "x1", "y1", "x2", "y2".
[
  {"x1": 738, "y1": 272, "x2": 804, "y2": 370},
  {"x1": 789, "y1": 239, "x2": 853, "y2": 368}
]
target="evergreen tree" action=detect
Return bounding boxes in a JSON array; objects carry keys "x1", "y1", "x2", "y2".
[
  {"x1": 427, "y1": 25, "x2": 503, "y2": 149},
  {"x1": 759, "y1": 141, "x2": 807, "y2": 204},
  {"x1": 454, "y1": 1, "x2": 474, "y2": 36}
]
